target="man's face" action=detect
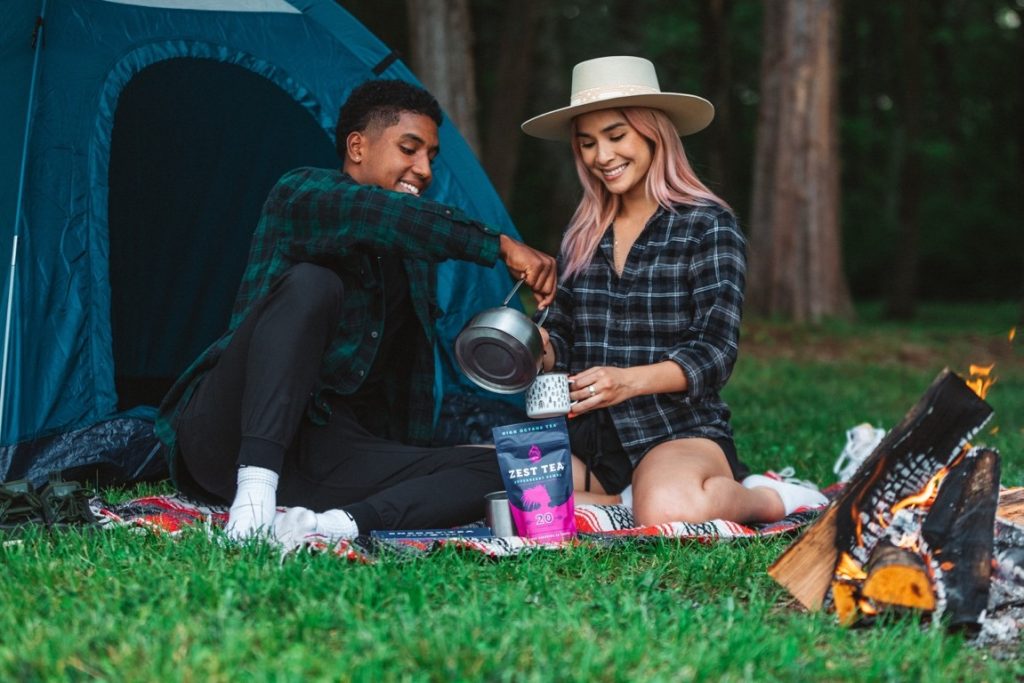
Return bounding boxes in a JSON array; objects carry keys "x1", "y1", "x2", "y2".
[{"x1": 346, "y1": 111, "x2": 440, "y2": 196}]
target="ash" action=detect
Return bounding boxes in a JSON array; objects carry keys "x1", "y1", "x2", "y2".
[
  {"x1": 882, "y1": 508, "x2": 927, "y2": 548},
  {"x1": 972, "y1": 519, "x2": 1024, "y2": 651},
  {"x1": 973, "y1": 606, "x2": 1023, "y2": 656}
]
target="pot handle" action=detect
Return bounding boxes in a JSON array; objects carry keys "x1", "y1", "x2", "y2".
[
  {"x1": 501, "y1": 278, "x2": 524, "y2": 306},
  {"x1": 503, "y1": 277, "x2": 550, "y2": 326},
  {"x1": 536, "y1": 306, "x2": 550, "y2": 327}
]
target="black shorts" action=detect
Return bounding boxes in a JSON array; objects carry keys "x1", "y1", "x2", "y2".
[{"x1": 566, "y1": 410, "x2": 749, "y2": 494}]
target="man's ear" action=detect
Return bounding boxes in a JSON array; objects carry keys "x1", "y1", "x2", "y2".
[{"x1": 346, "y1": 131, "x2": 366, "y2": 163}]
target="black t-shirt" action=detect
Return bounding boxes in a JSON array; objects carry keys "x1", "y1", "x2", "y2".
[{"x1": 345, "y1": 257, "x2": 415, "y2": 437}]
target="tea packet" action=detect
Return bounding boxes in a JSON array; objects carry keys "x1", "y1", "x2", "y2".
[{"x1": 493, "y1": 417, "x2": 576, "y2": 542}]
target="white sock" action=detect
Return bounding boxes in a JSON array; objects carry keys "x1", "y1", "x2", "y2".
[
  {"x1": 618, "y1": 485, "x2": 633, "y2": 509},
  {"x1": 272, "y1": 506, "x2": 317, "y2": 548},
  {"x1": 742, "y1": 474, "x2": 828, "y2": 516},
  {"x1": 314, "y1": 509, "x2": 359, "y2": 541},
  {"x1": 225, "y1": 466, "x2": 279, "y2": 540}
]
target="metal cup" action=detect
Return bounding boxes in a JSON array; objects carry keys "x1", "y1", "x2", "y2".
[{"x1": 485, "y1": 490, "x2": 517, "y2": 537}]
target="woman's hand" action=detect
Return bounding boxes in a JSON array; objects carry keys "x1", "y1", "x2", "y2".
[
  {"x1": 568, "y1": 361, "x2": 688, "y2": 415},
  {"x1": 568, "y1": 366, "x2": 636, "y2": 414}
]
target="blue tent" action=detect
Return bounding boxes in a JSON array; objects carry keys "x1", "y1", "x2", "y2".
[{"x1": 0, "y1": 0, "x2": 522, "y2": 470}]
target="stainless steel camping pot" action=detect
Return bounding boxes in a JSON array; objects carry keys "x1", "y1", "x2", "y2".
[{"x1": 454, "y1": 280, "x2": 549, "y2": 394}]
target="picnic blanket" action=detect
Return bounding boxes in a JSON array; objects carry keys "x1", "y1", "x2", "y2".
[{"x1": 85, "y1": 486, "x2": 831, "y2": 561}]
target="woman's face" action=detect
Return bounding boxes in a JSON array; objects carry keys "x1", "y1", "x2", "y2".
[{"x1": 574, "y1": 109, "x2": 653, "y2": 202}]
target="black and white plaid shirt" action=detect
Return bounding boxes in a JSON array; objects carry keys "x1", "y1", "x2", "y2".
[{"x1": 543, "y1": 202, "x2": 746, "y2": 464}]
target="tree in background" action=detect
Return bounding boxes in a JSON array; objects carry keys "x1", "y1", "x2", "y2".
[
  {"x1": 405, "y1": 0, "x2": 480, "y2": 154},
  {"x1": 699, "y1": 0, "x2": 736, "y2": 196},
  {"x1": 841, "y1": 0, "x2": 1023, "y2": 308},
  {"x1": 479, "y1": 0, "x2": 542, "y2": 204},
  {"x1": 748, "y1": 0, "x2": 852, "y2": 321},
  {"x1": 346, "y1": 0, "x2": 1022, "y2": 313},
  {"x1": 882, "y1": 0, "x2": 925, "y2": 320}
]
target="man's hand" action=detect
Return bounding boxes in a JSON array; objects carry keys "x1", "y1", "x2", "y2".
[{"x1": 498, "y1": 235, "x2": 556, "y2": 308}]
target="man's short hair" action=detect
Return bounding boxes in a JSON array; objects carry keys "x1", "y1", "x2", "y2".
[{"x1": 335, "y1": 80, "x2": 444, "y2": 160}]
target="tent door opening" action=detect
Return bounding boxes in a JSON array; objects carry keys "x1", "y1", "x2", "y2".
[{"x1": 107, "y1": 57, "x2": 338, "y2": 411}]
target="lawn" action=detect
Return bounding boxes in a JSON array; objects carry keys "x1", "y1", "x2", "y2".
[{"x1": 1, "y1": 302, "x2": 1022, "y2": 681}]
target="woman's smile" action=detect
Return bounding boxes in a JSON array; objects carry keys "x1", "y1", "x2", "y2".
[{"x1": 601, "y1": 162, "x2": 629, "y2": 180}]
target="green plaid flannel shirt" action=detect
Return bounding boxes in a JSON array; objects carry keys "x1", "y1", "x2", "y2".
[{"x1": 156, "y1": 167, "x2": 502, "y2": 466}]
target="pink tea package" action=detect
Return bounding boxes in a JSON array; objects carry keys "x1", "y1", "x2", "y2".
[{"x1": 492, "y1": 417, "x2": 576, "y2": 542}]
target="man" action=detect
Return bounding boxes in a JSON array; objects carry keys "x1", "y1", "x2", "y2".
[{"x1": 155, "y1": 80, "x2": 555, "y2": 543}]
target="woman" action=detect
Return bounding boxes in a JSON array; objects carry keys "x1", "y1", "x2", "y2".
[{"x1": 521, "y1": 56, "x2": 826, "y2": 525}]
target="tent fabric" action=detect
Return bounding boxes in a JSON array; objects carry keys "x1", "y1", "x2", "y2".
[
  {"x1": 0, "y1": 0, "x2": 524, "y2": 469},
  {"x1": 0, "y1": 407, "x2": 166, "y2": 490}
]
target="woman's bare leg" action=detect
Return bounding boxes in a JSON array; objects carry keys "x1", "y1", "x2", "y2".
[{"x1": 631, "y1": 438, "x2": 785, "y2": 526}]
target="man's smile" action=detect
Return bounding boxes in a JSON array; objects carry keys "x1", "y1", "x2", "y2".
[{"x1": 397, "y1": 180, "x2": 421, "y2": 195}]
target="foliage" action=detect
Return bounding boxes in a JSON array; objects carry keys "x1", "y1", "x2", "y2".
[
  {"x1": 840, "y1": 1, "x2": 1024, "y2": 301},
  {"x1": 342, "y1": 0, "x2": 1023, "y2": 304},
  {"x1": 2, "y1": 303, "x2": 1022, "y2": 680}
]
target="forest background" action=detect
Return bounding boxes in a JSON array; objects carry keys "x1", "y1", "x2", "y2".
[{"x1": 343, "y1": 0, "x2": 1023, "y2": 323}]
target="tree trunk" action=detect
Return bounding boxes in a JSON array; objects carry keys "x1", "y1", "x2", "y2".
[
  {"x1": 405, "y1": 0, "x2": 480, "y2": 155},
  {"x1": 480, "y1": 0, "x2": 541, "y2": 203},
  {"x1": 1018, "y1": 9, "x2": 1024, "y2": 328},
  {"x1": 748, "y1": 0, "x2": 852, "y2": 322},
  {"x1": 883, "y1": 0, "x2": 925, "y2": 320},
  {"x1": 699, "y1": 0, "x2": 734, "y2": 193}
]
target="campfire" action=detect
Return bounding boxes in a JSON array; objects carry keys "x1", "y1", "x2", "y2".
[{"x1": 769, "y1": 366, "x2": 1019, "y2": 631}]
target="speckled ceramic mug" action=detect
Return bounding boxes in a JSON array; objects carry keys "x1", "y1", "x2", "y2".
[{"x1": 524, "y1": 372, "x2": 572, "y2": 419}]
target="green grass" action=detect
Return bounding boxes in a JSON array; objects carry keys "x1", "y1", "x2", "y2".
[{"x1": 2, "y1": 302, "x2": 1022, "y2": 681}]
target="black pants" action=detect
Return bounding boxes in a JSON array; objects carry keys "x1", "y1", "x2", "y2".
[{"x1": 174, "y1": 263, "x2": 503, "y2": 532}]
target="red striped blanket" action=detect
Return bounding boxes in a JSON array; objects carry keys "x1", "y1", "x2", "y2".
[{"x1": 87, "y1": 488, "x2": 830, "y2": 560}]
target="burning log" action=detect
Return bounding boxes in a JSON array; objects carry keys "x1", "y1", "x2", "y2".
[
  {"x1": 769, "y1": 369, "x2": 994, "y2": 610},
  {"x1": 861, "y1": 542, "x2": 936, "y2": 612},
  {"x1": 990, "y1": 489, "x2": 1024, "y2": 612},
  {"x1": 996, "y1": 487, "x2": 1024, "y2": 526},
  {"x1": 921, "y1": 447, "x2": 1000, "y2": 628},
  {"x1": 831, "y1": 579, "x2": 864, "y2": 626},
  {"x1": 831, "y1": 552, "x2": 870, "y2": 626}
]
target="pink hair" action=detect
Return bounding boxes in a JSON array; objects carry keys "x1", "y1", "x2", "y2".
[{"x1": 559, "y1": 107, "x2": 730, "y2": 281}]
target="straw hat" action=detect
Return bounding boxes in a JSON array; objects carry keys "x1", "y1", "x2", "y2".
[{"x1": 521, "y1": 56, "x2": 714, "y2": 141}]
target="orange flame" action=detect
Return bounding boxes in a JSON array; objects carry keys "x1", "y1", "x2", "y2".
[
  {"x1": 891, "y1": 465, "x2": 949, "y2": 515},
  {"x1": 882, "y1": 446, "x2": 967, "y2": 533},
  {"x1": 1010, "y1": 327, "x2": 1016, "y2": 343},
  {"x1": 965, "y1": 363, "x2": 996, "y2": 399},
  {"x1": 835, "y1": 552, "x2": 867, "y2": 581}
]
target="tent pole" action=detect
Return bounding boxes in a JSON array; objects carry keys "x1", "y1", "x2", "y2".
[{"x1": 0, "y1": 0, "x2": 48, "y2": 444}]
